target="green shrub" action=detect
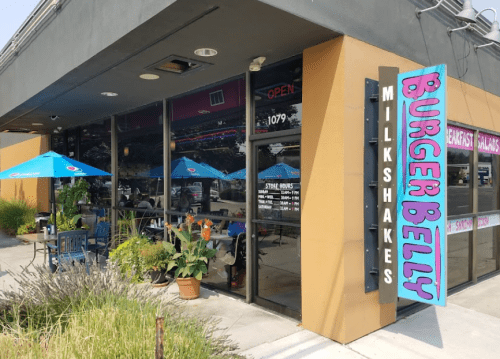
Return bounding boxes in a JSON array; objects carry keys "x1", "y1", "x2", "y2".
[
  {"x1": 0, "y1": 198, "x2": 38, "y2": 235},
  {"x1": 0, "y1": 263, "x2": 242, "y2": 358},
  {"x1": 16, "y1": 220, "x2": 36, "y2": 235},
  {"x1": 109, "y1": 235, "x2": 151, "y2": 283},
  {"x1": 140, "y1": 241, "x2": 177, "y2": 272}
]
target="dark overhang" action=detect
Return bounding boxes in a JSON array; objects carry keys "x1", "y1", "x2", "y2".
[{"x1": 0, "y1": 0, "x2": 339, "y2": 134}]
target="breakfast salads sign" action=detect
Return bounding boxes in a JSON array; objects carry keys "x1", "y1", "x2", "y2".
[{"x1": 396, "y1": 64, "x2": 447, "y2": 306}]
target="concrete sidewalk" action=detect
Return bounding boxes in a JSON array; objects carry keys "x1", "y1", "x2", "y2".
[{"x1": 1, "y1": 232, "x2": 500, "y2": 358}]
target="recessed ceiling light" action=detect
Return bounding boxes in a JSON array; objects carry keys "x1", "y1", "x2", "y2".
[
  {"x1": 139, "y1": 73, "x2": 160, "y2": 80},
  {"x1": 194, "y1": 48, "x2": 217, "y2": 57},
  {"x1": 32, "y1": 123, "x2": 43, "y2": 126},
  {"x1": 101, "y1": 92, "x2": 118, "y2": 97}
]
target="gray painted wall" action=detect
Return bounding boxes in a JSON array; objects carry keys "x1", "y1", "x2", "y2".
[
  {"x1": 259, "y1": 0, "x2": 500, "y2": 97},
  {"x1": 0, "y1": 0, "x2": 176, "y2": 119}
]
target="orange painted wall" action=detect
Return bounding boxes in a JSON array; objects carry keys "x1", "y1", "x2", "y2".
[
  {"x1": 0, "y1": 136, "x2": 50, "y2": 211},
  {"x1": 302, "y1": 35, "x2": 500, "y2": 344}
]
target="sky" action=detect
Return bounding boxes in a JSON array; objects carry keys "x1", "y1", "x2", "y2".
[{"x1": 0, "y1": 0, "x2": 498, "y2": 51}]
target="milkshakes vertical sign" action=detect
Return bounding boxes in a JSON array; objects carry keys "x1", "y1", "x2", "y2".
[{"x1": 397, "y1": 65, "x2": 447, "y2": 306}]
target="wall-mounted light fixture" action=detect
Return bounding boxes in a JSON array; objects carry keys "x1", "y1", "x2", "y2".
[
  {"x1": 170, "y1": 141, "x2": 176, "y2": 151},
  {"x1": 474, "y1": 8, "x2": 500, "y2": 51},
  {"x1": 124, "y1": 146, "x2": 129, "y2": 156},
  {"x1": 448, "y1": 0, "x2": 476, "y2": 35},
  {"x1": 416, "y1": 0, "x2": 445, "y2": 18}
]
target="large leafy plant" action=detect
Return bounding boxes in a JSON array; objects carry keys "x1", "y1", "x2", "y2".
[
  {"x1": 58, "y1": 179, "x2": 90, "y2": 219},
  {"x1": 168, "y1": 216, "x2": 217, "y2": 280},
  {"x1": 109, "y1": 235, "x2": 150, "y2": 283},
  {"x1": 140, "y1": 241, "x2": 177, "y2": 272}
]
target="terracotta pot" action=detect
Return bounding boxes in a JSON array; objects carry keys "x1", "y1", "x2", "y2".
[{"x1": 177, "y1": 277, "x2": 201, "y2": 300}]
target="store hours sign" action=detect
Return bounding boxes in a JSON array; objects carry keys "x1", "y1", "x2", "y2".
[{"x1": 396, "y1": 64, "x2": 447, "y2": 306}]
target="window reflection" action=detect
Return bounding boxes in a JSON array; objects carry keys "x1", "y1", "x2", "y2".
[
  {"x1": 117, "y1": 103, "x2": 164, "y2": 213},
  {"x1": 80, "y1": 119, "x2": 112, "y2": 207},
  {"x1": 447, "y1": 148, "x2": 471, "y2": 216},
  {"x1": 254, "y1": 57, "x2": 302, "y2": 134},
  {"x1": 170, "y1": 78, "x2": 246, "y2": 219},
  {"x1": 478, "y1": 153, "x2": 499, "y2": 212}
]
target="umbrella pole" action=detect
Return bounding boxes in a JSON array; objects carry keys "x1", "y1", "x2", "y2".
[{"x1": 51, "y1": 178, "x2": 57, "y2": 235}]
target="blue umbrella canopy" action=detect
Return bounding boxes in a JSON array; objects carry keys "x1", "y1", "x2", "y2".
[
  {"x1": 172, "y1": 157, "x2": 227, "y2": 179},
  {"x1": 227, "y1": 168, "x2": 246, "y2": 180},
  {"x1": 138, "y1": 158, "x2": 228, "y2": 179},
  {"x1": 258, "y1": 163, "x2": 300, "y2": 179},
  {"x1": 199, "y1": 162, "x2": 228, "y2": 180},
  {"x1": 0, "y1": 151, "x2": 112, "y2": 179}
]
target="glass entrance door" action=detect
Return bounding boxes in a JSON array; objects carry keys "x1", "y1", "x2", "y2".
[{"x1": 253, "y1": 136, "x2": 301, "y2": 318}]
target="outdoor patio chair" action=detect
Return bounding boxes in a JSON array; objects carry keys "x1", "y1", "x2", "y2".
[
  {"x1": 47, "y1": 230, "x2": 89, "y2": 273},
  {"x1": 87, "y1": 222, "x2": 110, "y2": 264}
]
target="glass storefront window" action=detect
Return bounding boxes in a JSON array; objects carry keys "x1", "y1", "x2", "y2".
[
  {"x1": 253, "y1": 57, "x2": 302, "y2": 134},
  {"x1": 80, "y1": 119, "x2": 112, "y2": 207},
  {"x1": 447, "y1": 232, "x2": 470, "y2": 288},
  {"x1": 447, "y1": 148, "x2": 471, "y2": 216},
  {"x1": 478, "y1": 153, "x2": 499, "y2": 213},
  {"x1": 477, "y1": 224, "x2": 498, "y2": 277},
  {"x1": 170, "y1": 77, "x2": 247, "y2": 295},
  {"x1": 117, "y1": 103, "x2": 164, "y2": 217},
  {"x1": 170, "y1": 78, "x2": 246, "y2": 218}
]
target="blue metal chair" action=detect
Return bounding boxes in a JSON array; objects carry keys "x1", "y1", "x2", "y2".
[
  {"x1": 87, "y1": 222, "x2": 110, "y2": 264},
  {"x1": 47, "y1": 230, "x2": 89, "y2": 273}
]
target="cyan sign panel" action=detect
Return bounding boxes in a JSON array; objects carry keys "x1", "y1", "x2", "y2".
[{"x1": 397, "y1": 65, "x2": 447, "y2": 306}]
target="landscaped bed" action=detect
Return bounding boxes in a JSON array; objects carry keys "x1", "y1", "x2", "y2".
[{"x1": 0, "y1": 263, "x2": 243, "y2": 358}]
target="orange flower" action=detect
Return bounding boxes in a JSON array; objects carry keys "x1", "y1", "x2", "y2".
[
  {"x1": 201, "y1": 227, "x2": 211, "y2": 241},
  {"x1": 197, "y1": 220, "x2": 203, "y2": 226},
  {"x1": 206, "y1": 219, "x2": 213, "y2": 226},
  {"x1": 186, "y1": 214, "x2": 195, "y2": 224}
]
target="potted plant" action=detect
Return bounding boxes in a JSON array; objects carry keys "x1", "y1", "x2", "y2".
[
  {"x1": 167, "y1": 215, "x2": 217, "y2": 300},
  {"x1": 140, "y1": 241, "x2": 176, "y2": 285}
]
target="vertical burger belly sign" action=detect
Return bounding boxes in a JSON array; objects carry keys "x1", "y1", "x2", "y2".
[
  {"x1": 397, "y1": 65, "x2": 447, "y2": 306},
  {"x1": 378, "y1": 67, "x2": 399, "y2": 304}
]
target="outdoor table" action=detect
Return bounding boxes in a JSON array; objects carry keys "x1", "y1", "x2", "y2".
[{"x1": 16, "y1": 233, "x2": 57, "y2": 268}]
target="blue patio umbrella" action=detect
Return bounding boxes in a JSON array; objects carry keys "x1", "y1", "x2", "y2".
[
  {"x1": 137, "y1": 158, "x2": 228, "y2": 180},
  {"x1": 227, "y1": 168, "x2": 246, "y2": 180},
  {"x1": 199, "y1": 162, "x2": 228, "y2": 180},
  {"x1": 0, "y1": 151, "x2": 112, "y2": 234},
  {"x1": 258, "y1": 163, "x2": 300, "y2": 179},
  {"x1": 172, "y1": 157, "x2": 227, "y2": 179}
]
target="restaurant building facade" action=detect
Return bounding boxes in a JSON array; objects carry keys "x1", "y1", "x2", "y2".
[{"x1": 0, "y1": 0, "x2": 500, "y2": 343}]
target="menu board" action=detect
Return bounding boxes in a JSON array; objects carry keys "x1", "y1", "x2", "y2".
[{"x1": 257, "y1": 183, "x2": 300, "y2": 217}]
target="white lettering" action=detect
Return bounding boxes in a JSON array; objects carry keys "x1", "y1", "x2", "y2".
[
  {"x1": 383, "y1": 86, "x2": 394, "y2": 101},
  {"x1": 384, "y1": 269, "x2": 393, "y2": 284},
  {"x1": 383, "y1": 168, "x2": 392, "y2": 182},
  {"x1": 384, "y1": 127, "x2": 392, "y2": 142},
  {"x1": 384, "y1": 228, "x2": 392, "y2": 243},
  {"x1": 385, "y1": 248, "x2": 392, "y2": 264},
  {"x1": 383, "y1": 208, "x2": 392, "y2": 223},
  {"x1": 383, "y1": 188, "x2": 392, "y2": 203},
  {"x1": 384, "y1": 147, "x2": 392, "y2": 162}
]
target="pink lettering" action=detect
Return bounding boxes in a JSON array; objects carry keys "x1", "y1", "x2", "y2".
[
  {"x1": 403, "y1": 226, "x2": 433, "y2": 244},
  {"x1": 409, "y1": 162, "x2": 441, "y2": 178},
  {"x1": 402, "y1": 72, "x2": 441, "y2": 101},
  {"x1": 402, "y1": 201, "x2": 441, "y2": 225},
  {"x1": 409, "y1": 139, "x2": 441, "y2": 160},
  {"x1": 409, "y1": 99, "x2": 440, "y2": 118},
  {"x1": 409, "y1": 180, "x2": 440, "y2": 196},
  {"x1": 410, "y1": 120, "x2": 440, "y2": 138}
]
